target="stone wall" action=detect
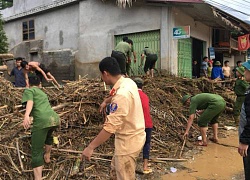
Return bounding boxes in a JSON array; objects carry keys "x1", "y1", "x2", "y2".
[{"x1": 43, "y1": 50, "x2": 75, "y2": 82}]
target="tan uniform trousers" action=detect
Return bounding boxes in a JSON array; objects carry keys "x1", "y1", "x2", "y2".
[{"x1": 110, "y1": 149, "x2": 141, "y2": 180}]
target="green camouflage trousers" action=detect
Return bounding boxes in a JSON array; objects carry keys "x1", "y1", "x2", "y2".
[{"x1": 233, "y1": 96, "x2": 245, "y2": 124}]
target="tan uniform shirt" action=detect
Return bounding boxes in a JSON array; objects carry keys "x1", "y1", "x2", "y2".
[{"x1": 103, "y1": 76, "x2": 146, "y2": 155}]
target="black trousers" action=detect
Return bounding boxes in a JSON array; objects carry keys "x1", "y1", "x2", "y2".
[
  {"x1": 111, "y1": 50, "x2": 126, "y2": 75},
  {"x1": 144, "y1": 54, "x2": 158, "y2": 73},
  {"x1": 243, "y1": 148, "x2": 250, "y2": 180}
]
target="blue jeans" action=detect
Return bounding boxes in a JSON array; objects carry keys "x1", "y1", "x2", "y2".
[{"x1": 143, "y1": 128, "x2": 152, "y2": 159}]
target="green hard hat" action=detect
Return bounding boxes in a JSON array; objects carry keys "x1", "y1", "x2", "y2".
[
  {"x1": 182, "y1": 94, "x2": 192, "y2": 104},
  {"x1": 236, "y1": 66, "x2": 245, "y2": 76}
]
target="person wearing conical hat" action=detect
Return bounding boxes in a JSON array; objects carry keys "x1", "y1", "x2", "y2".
[
  {"x1": 233, "y1": 66, "x2": 249, "y2": 125},
  {"x1": 182, "y1": 93, "x2": 226, "y2": 146},
  {"x1": 211, "y1": 61, "x2": 224, "y2": 80}
]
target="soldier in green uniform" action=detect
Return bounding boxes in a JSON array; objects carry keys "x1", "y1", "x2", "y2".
[
  {"x1": 111, "y1": 39, "x2": 132, "y2": 76},
  {"x1": 22, "y1": 76, "x2": 60, "y2": 180},
  {"x1": 122, "y1": 37, "x2": 137, "y2": 76},
  {"x1": 182, "y1": 93, "x2": 226, "y2": 146},
  {"x1": 141, "y1": 47, "x2": 158, "y2": 78},
  {"x1": 233, "y1": 66, "x2": 249, "y2": 125}
]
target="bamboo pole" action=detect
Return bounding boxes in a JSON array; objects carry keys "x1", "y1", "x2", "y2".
[
  {"x1": 179, "y1": 136, "x2": 186, "y2": 158},
  {"x1": 16, "y1": 139, "x2": 24, "y2": 172},
  {"x1": 151, "y1": 157, "x2": 188, "y2": 162},
  {"x1": 51, "y1": 148, "x2": 113, "y2": 157}
]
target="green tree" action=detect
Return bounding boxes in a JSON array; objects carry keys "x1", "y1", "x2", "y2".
[
  {"x1": 0, "y1": 14, "x2": 8, "y2": 53},
  {"x1": 0, "y1": 0, "x2": 13, "y2": 10}
]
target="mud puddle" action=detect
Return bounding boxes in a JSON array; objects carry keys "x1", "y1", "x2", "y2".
[{"x1": 162, "y1": 130, "x2": 244, "y2": 180}]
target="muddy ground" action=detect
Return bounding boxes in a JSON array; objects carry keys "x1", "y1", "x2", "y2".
[
  {"x1": 162, "y1": 130, "x2": 244, "y2": 180},
  {"x1": 0, "y1": 73, "x2": 242, "y2": 179}
]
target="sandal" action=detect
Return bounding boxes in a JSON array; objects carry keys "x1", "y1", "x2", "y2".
[
  {"x1": 209, "y1": 138, "x2": 219, "y2": 143},
  {"x1": 143, "y1": 169, "x2": 153, "y2": 174},
  {"x1": 196, "y1": 141, "x2": 207, "y2": 146}
]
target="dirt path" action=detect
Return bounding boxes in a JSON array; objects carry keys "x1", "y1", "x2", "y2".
[{"x1": 162, "y1": 130, "x2": 245, "y2": 180}]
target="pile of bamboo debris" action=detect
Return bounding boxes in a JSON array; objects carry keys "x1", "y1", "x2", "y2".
[{"x1": 0, "y1": 75, "x2": 236, "y2": 179}]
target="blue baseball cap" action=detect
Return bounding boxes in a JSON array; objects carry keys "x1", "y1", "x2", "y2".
[{"x1": 242, "y1": 60, "x2": 250, "y2": 71}]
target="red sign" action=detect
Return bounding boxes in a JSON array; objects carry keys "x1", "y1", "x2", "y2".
[{"x1": 238, "y1": 34, "x2": 250, "y2": 51}]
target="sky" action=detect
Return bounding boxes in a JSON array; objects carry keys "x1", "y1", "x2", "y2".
[{"x1": 204, "y1": 0, "x2": 250, "y2": 24}]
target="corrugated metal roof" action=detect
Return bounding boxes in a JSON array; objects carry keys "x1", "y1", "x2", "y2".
[{"x1": 146, "y1": 0, "x2": 250, "y2": 32}]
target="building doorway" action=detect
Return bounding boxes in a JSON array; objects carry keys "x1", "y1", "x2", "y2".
[
  {"x1": 115, "y1": 30, "x2": 160, "y2": 76},
  {"x1": 192, "y1": 38, "x2": 204, "y2": 78}
]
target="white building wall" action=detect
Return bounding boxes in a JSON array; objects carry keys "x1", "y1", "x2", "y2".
[
  {"x1": 78, "y1": 0, "x2": 162, "y2": 62},
  {"x1": 3, "y1": 4, "x2": 79, "y2": 51},
  {"x1": 171, "y1": 7, "x2": 211, "y2": 75},
  {"x1": 76, "y1": 0, "x2": 163, "y2": 77},
  {"x1": 1, "y1": 0, "x2": 214, "y2": 78},
  {"x1": 1, "y1": 0, "x2": 59, "y2": 18}
]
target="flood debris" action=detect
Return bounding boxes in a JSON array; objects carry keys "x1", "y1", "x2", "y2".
[{"x1": 0, "y1": 74, "x2": 237, "y2": 179}]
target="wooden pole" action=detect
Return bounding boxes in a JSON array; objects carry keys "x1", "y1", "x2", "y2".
[{"x1": 179, "y1": 136, "x2": 186, "y2": 158}]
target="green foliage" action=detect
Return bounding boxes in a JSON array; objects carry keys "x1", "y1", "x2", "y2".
[
  {"x1": 231, "y1": 31, "x2": 244, "y2": 39},
  {"x1": 0, "y1": 14, "x2": 8, "y2": 53},
  {"x1": 0, "y1": 0, "x2": 13, "y2": 10}
]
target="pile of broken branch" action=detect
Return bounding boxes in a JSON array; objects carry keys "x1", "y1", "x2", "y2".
[{"x1": 0, "y1": 74, "x2": 236, "y2": 179}]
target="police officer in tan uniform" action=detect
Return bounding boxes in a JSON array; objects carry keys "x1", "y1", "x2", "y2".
[{"x1": 81, "y1": 57, "x2": 146, "y2": 180}]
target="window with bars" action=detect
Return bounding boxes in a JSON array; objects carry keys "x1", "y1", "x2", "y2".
[{"x1": 22, "y1": 20, "x2": 35, "y2": 41}]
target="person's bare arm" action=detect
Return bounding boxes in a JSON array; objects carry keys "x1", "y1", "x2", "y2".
[
  {"x1": 23, "y1": 70, "x2": 29, "y2": 87},
  {"x1": 29, "y1": 62, "x2": 51, "y2": 82},
  {"x1": 47, "y1": 72, "x2": 60, "y2": 88},
  {"x1": 23, "y1": 100, "x2": 33, "y2": 129},
  {"x1": 183, "y1": 114, "x2": 195, "y2": 138},
  {"x1": 81, "y1": 129, "x2": 112, "y2": 161},
  {"x1": 203, "y1": 69, "x2": 208, "y2": 78},
  {"x1": 238, "y1": 143, "x2": 248, "y2": 157},
  {"x1": 36, "y1": 67, "x2": 51, "y2": 81},
  {"x1": 99, "y1": 96, "x2": 112, "y2": 113},
  {"x1": 133, "y1": 51, "x2": 137, "y2": 63},
  {"x1": 141, "y1": 54, "x2": 145, "y2": 66}
]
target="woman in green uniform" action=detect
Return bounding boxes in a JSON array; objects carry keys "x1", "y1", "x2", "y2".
[{"x1": 22, "y1": 76, "x2": 60, "y2": 180}]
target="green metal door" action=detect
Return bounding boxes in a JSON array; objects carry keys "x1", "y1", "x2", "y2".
[
  {"x1": 115, "y1": 30, "x2": 160, "y2": 76},
  {"x1": 178, "y1": 38, "x2": 192, "y2": 78}
]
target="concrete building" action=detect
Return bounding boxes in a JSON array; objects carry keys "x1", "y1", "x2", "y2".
[{"x1": 0, "y1": 0, "x2": 247, "y2": 81}]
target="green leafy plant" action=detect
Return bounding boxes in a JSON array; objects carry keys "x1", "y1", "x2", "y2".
[
  {"x1": 0, "y1": 0, "x2": 13, "y2": 10},
  {"x1": 0, "y1": 14, "x2": 8, "y2": 53}
]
